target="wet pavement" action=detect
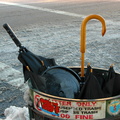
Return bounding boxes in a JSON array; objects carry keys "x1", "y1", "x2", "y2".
[{"x1": 0, "y1": 82, "x2": 26, "y2": 118}]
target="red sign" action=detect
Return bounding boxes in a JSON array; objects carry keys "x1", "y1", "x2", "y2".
[{"x1": 34, "y1": 94, "x2": 60, "y2": 116}]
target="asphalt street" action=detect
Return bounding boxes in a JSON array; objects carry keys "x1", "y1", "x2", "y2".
[
  {"x1": 0, "y1": 0, "x2": 120, "y2": 31},
  {"x1": 0, "y1": 0, "x2": 120, "y2": 119}
]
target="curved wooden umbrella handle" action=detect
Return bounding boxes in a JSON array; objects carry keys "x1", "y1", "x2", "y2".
[{"x1": 80, "y1": 14, "x2": 106, "y2": 77}]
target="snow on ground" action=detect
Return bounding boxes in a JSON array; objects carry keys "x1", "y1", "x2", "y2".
[
  {"x1": 4, "y1": 106, "x2": 29, "y2": 120},
  {"x1": 1, "y1": 19, "x2": 120, "y2": 72}
]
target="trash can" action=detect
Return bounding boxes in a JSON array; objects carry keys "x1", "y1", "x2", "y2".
[
  {"x1": 28, "y1": 67, "x2": 120, "y2": 120},
  {"x1": 3, "y1": 15, "x2": 120, "y2": 120}
]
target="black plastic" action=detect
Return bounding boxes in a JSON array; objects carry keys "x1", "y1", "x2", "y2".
[{"x1": 3, "y1": 23, "x2": 22, "y2": 47}]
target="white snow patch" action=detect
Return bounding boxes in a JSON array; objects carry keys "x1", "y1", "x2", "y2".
[
  {"x1": 23, "y1": 89, "x2": 32, "y2": 106},
  {"x1": 4, "y1": 106, "x2": 29, "y2": 120}
]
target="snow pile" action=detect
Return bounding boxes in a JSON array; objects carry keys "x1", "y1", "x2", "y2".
[
  {"x1": 3, "y1": 89, "x2": 32, "y2": 120},
  {"x1": 4, "y1": 106, "x2": 29, "y2": 120},
  {"x1": 23, "y1": 89, "x2": 32, "y2": 106}
]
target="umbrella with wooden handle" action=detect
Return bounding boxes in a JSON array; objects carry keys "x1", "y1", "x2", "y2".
[
  {"x1": 79, "y1": 14, "x2": 106, "y2": 99},
  {"x1": 80, "y1": 14, "x2": 106, "y2": 77}
]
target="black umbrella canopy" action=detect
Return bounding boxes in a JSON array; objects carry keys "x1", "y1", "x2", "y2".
[
  {"x1": 27, "y1": 71, "x2": 47, "y2": 92},
  {"x1": 79, "y1": 63, "x2": 91, "y2": 89},
  {"x1": 113, "y1": 72, "x2": 120, "y2": 96},
  {"x1": 18, "y1": 49, "x2": 81, "y2": 99},
  {"x1": 18, "y1": 47, "x2": 57, "y2": 81},
  {"x1": 79, "y1": 68, "x2": 104, "y2": 99},
  {"x1": 102, "y1": 64, "x2": 116, "y2": 97},
  {"x1": 18, "y1": 48, "x2": 45, "y2": 74},
  {"x1": 3, "y1": 23, "x2": 81, "y2": 99},
  {"x1": 3, "y1": 23, "x2": 56, "y2": 74},
  {"x1": 84, "y1": 63, "x2": 91, "y2": 80}
]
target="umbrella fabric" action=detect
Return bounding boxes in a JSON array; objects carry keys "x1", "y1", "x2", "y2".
[
  {"x1": 92, "y1": 69, "x2": 108, "y2": 90},
  {"x1": 18, "y1": 47, "x2": 81, "y2": 99},
  {"x1": 28, "y1": 71, "x2": 47, "y2": 92},
  {"x1": 18, "y1": 48, "x2": 56, "y2": 73},
  {"x1": 79, "y1": 70, "x2": 104, "y2": 99},
  {"x1": 85, "y1": 63, "x2": 91, "y2": 80},
  {"x1": 113, "y1": 73, "x2": 120, "y2": 96},
  {"x1": 18, "y1": 48, "x2": 45, "y2": 74},
  {"x1": 102, "y1": 66, "x2": 115, "y2": 97},
  {"x1": 18, "y1": 48, "x2": 56, "y2": 82}
]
